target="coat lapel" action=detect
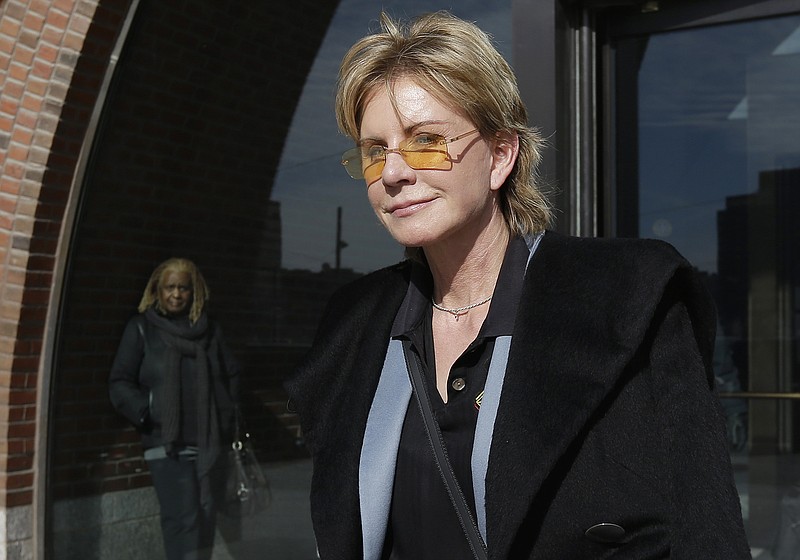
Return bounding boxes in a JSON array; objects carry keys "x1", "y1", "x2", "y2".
[
  {"x1": 359, "y1": 339, "x2": 412, "y2": 559},
  {"x1": 483, "y1": 233, "x2": 683, "y2": 558}
]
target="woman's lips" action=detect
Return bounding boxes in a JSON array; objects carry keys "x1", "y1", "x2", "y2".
[{"x1": 388, "y1": 198, "x2": 434, "y2": 217}]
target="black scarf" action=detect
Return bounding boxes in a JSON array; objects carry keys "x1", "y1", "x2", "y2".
[{"x1": 145, "y1": 307, "x2": 223, "y2": 477}]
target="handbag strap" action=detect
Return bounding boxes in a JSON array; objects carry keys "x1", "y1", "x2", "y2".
[
  {"x1": 401, "y1": 339, "x2": 489, "y2": 560},
  {"x1": 232, "y1": 405, "x2": 250, "y2": 448},
  {"x1": 232, "y1": 405, "x2": 242, "y2": 443}
]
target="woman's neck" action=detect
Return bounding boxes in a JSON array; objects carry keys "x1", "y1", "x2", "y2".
[{"x1": 424, "y1": 219, "x2": 511, "y2": 308}]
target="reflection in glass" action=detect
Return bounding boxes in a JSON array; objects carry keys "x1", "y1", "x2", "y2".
[{"x1": 626, "y1": 14, "x2": 800, "y2": 557}]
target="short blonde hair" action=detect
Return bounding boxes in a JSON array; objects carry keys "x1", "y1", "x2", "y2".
[
  {"x1": 137, "y1": 257, "x2": 209, "y2": 324},
  {"x1": 336, "y1": 11, "x2": 552, "y2": 235}
]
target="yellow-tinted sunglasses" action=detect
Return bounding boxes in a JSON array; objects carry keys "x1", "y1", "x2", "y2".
[{"x1": 341, "y1": 129, "x2": 479, "y2": 184}]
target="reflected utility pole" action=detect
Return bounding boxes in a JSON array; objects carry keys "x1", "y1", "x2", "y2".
[{"x1": 335, "y1": 206, "x2": 348, "y2": 270}]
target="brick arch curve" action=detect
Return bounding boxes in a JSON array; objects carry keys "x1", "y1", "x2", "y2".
[
  {"x1": 0, "y1": 0, "x2": 132, "y2": 556},
  {"x1": 3, "y1": 0, "x2": 346, "y2": 556}
]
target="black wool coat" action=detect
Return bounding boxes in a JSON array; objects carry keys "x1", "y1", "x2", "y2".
[{"x1": 285, "y1": 231, "x2": 750, "y2": 559}]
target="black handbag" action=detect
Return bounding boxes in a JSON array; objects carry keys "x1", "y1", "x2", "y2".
[{"x1": 223, "y1": 407, "x2": 271, "y2": 518}]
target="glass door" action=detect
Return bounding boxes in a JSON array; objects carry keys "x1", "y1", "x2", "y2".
[{"x1": 606, "y1": 6, "x2": 800, "y2": 557}]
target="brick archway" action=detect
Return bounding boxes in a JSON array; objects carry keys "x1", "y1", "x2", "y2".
[
  {"x1": 2, "y1": 0, "x2": 344, "y2": 556},
  {"x1": 0, "y1": 0, "x2": 131, "y2": 556}
]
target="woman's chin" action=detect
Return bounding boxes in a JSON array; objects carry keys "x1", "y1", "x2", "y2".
[
  {"x1": 387, "y1": 232, "x2": 438, "y2": 250},
  {"x1": 382, "y1": 220, "x2": 447, "y2": 250}
]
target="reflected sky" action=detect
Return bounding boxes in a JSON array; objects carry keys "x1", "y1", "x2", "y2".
[
  {"x1": 272, "y1": 1, "x2": 511, "y2": 273},
  {"x1": 637, "y1": 15, "x2": 800, "y2": 273}
]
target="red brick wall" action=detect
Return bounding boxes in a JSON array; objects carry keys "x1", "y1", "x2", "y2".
[{"x1": 0, "y1": 0, "x2": 132, "y2": 510}]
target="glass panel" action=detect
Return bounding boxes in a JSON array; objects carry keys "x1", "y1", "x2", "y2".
[
  {"x1": 47, "y1": 1, "x2": 512, "y2": 558},
  {"x1": 618, "y1": 13, "x2": 800, "y2": 557}
]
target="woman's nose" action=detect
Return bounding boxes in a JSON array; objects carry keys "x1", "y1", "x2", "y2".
[{"x1": 380, "y1": 151, "x2": 415, "y2": 185}]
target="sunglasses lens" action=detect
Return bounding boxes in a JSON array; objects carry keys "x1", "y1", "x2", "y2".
[
  {"x1": 341, "y1": 148, "x2": 364, "y2": 179},
  {"x1": 362, "y1": 161, "x2": 384, "y2": 184},
  {"x1": 402, "y1": 134, "x2": 448, "y2": 169},
  {"x1": 343, "y1": 147, "x2": 389, "y2": 182},
  {"x1": 403, "y1": 148, "x2": 448, "y2": 169},
  {"x1": 342, "y1": 133, "x2": 453, "y2": 183}
]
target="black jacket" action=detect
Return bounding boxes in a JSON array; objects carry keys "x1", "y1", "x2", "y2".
[
  {"x1": 285, "y1": 231, "x2": 750, "y2": 559},
  {"x1": 109, "y1": 313, "x2": 240, "y2": 451}
]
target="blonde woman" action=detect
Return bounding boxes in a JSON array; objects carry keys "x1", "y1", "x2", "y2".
[
  {"x1": 286, "y1": 11, "x2": 749, "y2": 560},
  {"x1": 110, "y1": 258, "x2": 239, "y2": 560}
]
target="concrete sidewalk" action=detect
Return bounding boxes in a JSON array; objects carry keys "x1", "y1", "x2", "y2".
[{"x1": 213, "y1": 458, "x2": 318, "y2": 560}]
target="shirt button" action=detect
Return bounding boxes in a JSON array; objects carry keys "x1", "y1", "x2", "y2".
[{"x1": 451, "y1": 377, "x2": 466, "y2": 391}]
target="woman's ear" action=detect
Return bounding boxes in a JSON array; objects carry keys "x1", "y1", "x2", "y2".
[{"x1": 489, "y1": 131, "x2": 519, "y2": 191}]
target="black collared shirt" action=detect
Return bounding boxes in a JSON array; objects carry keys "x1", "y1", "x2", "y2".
[{"x1": 382, "y1": 237, "x2": 531, "y2": 559}]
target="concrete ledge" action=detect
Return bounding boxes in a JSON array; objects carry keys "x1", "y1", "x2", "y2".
[
  {"x1": 0, "y1": 505, "x2": 33, "y2": 560},
  {"x1": 52, "y1": 488, "x2": 163, "y2": 560}
]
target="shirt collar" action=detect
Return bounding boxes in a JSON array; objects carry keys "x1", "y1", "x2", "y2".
[{"x1": 391, "y1": 233, "x2": 542, "y2": 338}]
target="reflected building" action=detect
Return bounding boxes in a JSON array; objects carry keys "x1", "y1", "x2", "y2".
[{"x1": 717, "y1": 167, "x2": 800, "y2": 449}]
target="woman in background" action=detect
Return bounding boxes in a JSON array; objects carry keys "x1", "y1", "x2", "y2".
[{"x1": 110, "y1": 258, "x2": 239, "y2": 560}]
